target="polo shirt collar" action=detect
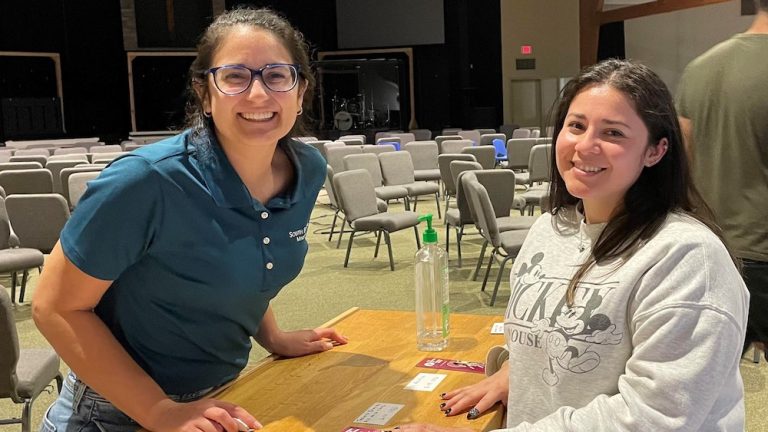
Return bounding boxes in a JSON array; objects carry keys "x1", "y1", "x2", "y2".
[{"x1": 187, "y1": 128, "x2": 308, "y2": 209}]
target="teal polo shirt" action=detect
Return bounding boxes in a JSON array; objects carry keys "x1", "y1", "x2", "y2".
[{"x1": 60, "y1": 129, "x2": 325, "y2": 395}]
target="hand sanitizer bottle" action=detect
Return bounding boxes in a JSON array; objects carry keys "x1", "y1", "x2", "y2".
[{"x1": 415, "y1": 214, "x2": 449, "y2": 351}]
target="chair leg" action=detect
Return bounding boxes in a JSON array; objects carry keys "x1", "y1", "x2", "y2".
[
  {"x1": 490, "y1": 256, "x2": 513, "y2": 306},
  {"x1": 404, "y1": 197, "x2": 411, "y2": 211},
  {"x1": 336, "y1": 216, "x2": 347, "y2": 249},
  {"x1": 412, "y1": 195, "x2": 418, "y2": 212},
  {"x1": 10, "y1": 271, "x2": 17, "y2": 304},
  {"x1": 328, "y1": 210, "x2": 339, "y2": 242},
  {"x1": 343, "y1": 231, "x2": 356, "y2": 267},
  {"x1": 384, "y1": 231, "x2": 395, "y2": 271},
  {"x1": 456, "y1": 226, "x2": 464, "y2": 268},
  {"x1": 21, "y1": 399, "x2": 31, "y2": 432},
  {"x1": 473, "y1": 240, "x2": 488, "y2": 281},
  {"x1": 19, "y1": 270, "x2": 29, "y2": 303},
  {"x1": 414, "y1": 226, "x2": 421, "y2": 249},
  {"x1": 55, "y1": 373, "x2": 63, "y2": 392},
  {"x1": 374, "y1": 231, "x2": 382, "y2": 258},
  {"x1": 445, "y1": 225, "x2": 450, "y2": 258},
  {"x1": 434, "y1": 192, "x2": 442, "y2": 219},
  {"x1": 754, "y1": 344, "x2": 762, "y2": 364},
  {"x1": 481, "y1": 248, "x2": 497, "y2": 292}
]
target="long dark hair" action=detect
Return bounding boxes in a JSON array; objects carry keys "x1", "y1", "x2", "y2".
[
  {"x1": 547, "y1": 59, "x2": 738, "y2": 305},
  {"x1": 184, "y1": 7, "x2": 315, "y2": 138}
]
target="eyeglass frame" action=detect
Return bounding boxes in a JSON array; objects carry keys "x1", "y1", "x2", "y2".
[{"x1": 205, "y1": 63, "x2": 302, "y2": 95}]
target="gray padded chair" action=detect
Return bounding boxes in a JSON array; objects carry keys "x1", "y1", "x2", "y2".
[
  {"x1": 68, "y1": 171, "x2": 101, "y2": 208},
  {"x1": 91, "y1": 152, "x2": 127, "y2": 164},
  {"x1": 52, "y1": 147, "x2": 87, "y2": 155},
  {"x1": 378, "y1": 151, "x2": 441, "y2": 218},
  {"x1": 434, "y1": 135, "x2": 462, "y2": 153},
  {"x1": 477, "y1": 128, "x2": 497, "y2": 135},
  {"x1": 46, "y1": 154, "x2": 89, "y2": 163},
  {"x1": 445, "y1": 160, "x2": 483, "y2": 267},
  {"x1": 441, "y1": 128, "x2": 461, "y2": 136},
  {"x1": 461, "y1": 146, "x2": 496, "y2": 169},
  {"x1": 0, "y1": 169, "x2": 53, "y2": 194},
  {"x1": 361, "y1": 144, "x2": 396, "y2": 155},
  {"x1": 0, "y1": 163, "x2": 43, "y2": 173},
  {"x1": 506, "y1": 138, "x2": 538, "y2": 171},
  {"x1": 511, "y1": 128, "x2": 531, "y2": 139},
  {"x1": 457, "y1": 130, "x2": 481, "y2": 145},
  {"x1": 440, "y1": 139, "x2": 473, "y2": 155},
  {"x1": 46, "y1": 160, "x2": 86, "y2": 194},
  {"x1": 8, "y1": 156, "x2": 47, "y2": 166},
  {"x1": 520, "y1": 144, "x2": 552, "y2": 214},
  {"x1": 463, "y1": 177, "x2": 530, "y2": 306},
  {"x1": 410, "y1": 129, "x2": 432, "y2": 141},
  {"x1": 403, "y1": 141, "x2": 441, "y2": 182},
  {"x1": 343, "y1": 153, "x2": 410, "y2": 206},
  {"x1": 0, "y1": 287, "x2": 63, "y2": 432},
  {"x1": 5, "y1": 194, "x2": 70, "y2": 254},
  {"x1": 60, "y1": 166, "x2": 104, "y2": 209},
  {"x1": 324, "y1": 165, "x2": 388, "y2": 246},
  {"x1": 88, "y1": 144, "x2": 123, "y2": 153},
  {"x1": 333, "y1": 169, "x2": 420, "y2": 271},
  {"x1": 0, "y1": 197, "x2": 44, "y2": 304},
  {"x1": 325, "y1": 146, "x2": 363, "y2": 176},
  {"x1": 12, "y1": 149, "x2": 50, "y2": 157},
  {"x1": 437, "y1": 153, "x2": 476, "y2": 208}
]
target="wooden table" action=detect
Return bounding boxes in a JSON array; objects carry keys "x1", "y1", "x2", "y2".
[{"x1": 211, "y1": 308, "x2": 506, "y2": 431}]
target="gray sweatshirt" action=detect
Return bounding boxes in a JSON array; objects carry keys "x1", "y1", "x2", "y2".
[{"x1": 488, "y1": 208, "x2": 748, "y2": 431}]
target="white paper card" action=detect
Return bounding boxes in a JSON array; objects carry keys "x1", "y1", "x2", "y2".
[
  {"x1": 404, "y1": 372, "x2": 447, "y2": 391},
  {"x1": 353, "y1": 402, "x2": 404, "y2": 425},
  {"x1": 491, "y1": 322, "x2": 504, "y2": 334}
]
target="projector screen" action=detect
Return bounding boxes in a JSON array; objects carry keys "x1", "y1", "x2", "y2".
[{"x1": 336, "y1": 0, "x2": 445, "y2": 49}]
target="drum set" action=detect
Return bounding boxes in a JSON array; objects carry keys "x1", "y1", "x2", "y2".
[{"x1": 332, "y1": 93, "x2": 389, "y2": 131}]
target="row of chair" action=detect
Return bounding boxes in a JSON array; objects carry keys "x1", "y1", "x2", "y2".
[{"x1": 0, "y1": 165, "x2": 103, "y2": 208}]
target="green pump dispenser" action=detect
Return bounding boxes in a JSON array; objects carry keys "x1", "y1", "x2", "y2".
[{"x1": 418, "y1": 213, "x2": 438, "y2": 244}]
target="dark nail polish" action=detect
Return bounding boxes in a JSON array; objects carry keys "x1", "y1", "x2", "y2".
[
  {"x1": 439, "y1": 402, "x2": 446, "y2": 408},
  {"x1": 467, "y1": 407, "x2": 480, "y2": 420},
  {"x1": 440, "y1": 392, "x2": 446, "y2": 398},
  {"x1": 444, "y1": 408, "x2": 452, "y2": 415}
]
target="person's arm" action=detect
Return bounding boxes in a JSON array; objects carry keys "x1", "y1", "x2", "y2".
[
  {"x1": 254, "y1": 305, "x2": 348, "y2": 357},
  {"x1": 678, "y1": 116, "x2": 694, "y2": 165}
]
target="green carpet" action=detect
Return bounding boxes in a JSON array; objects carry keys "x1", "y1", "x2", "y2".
[{"x1": 2, "y1": 191, "x2": 766, "y2": 431}]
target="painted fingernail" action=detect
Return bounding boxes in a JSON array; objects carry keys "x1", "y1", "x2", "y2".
[
  {"x1": 439, "y1": 402, "x2": 446, "y2": 408},
  {"x1": 440, "y1": 392, "x2": 447, "y2": 398},
  {"x1": 444, "y1": 408, "x2": 452, "y2": 415},
  {"x1": 467, "y1": 407, "x2": 480, "y2": 420}
]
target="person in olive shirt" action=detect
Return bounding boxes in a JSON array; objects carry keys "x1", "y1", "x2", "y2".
[
  {"x1": 33, "y1": 7, "x2": 346, "y2": 432},
  {"x1": 677, "y1": 0, "x2": 768, "y2": 359}
]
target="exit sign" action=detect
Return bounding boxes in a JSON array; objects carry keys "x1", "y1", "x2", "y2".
[{"x1": 520, "y1": 45, "x2": 533, "y2": 55}]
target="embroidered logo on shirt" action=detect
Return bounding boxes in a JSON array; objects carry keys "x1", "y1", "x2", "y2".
[
  {"x1": 288, "y1": 223, "x2": 309, "y2": 242},
  {"x1": 504, "y1": 252, "x2": 624, "y2": 386}
]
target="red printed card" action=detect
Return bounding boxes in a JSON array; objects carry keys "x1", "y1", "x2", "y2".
[{"x1": 416, "y1": 358, "x2": 485, "y2": 374}]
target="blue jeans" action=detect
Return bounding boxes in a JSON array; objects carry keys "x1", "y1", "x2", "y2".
[{"x1": 40, "y1": 372, "x2": 217, "y2": 432}]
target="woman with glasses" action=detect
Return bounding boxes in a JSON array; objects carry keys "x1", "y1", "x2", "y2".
[
  {"x1": 393, "y1": 60, "x2": 748, "y2": 431},
  {"x1": 33, "y1": 7, "x2": 344, "y2": 432}
]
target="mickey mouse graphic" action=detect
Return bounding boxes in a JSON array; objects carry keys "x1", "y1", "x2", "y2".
[{"x1": 520, "y1": 253, "x2": 623, "y2": 386}]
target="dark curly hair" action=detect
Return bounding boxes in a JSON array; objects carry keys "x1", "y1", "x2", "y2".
[{"x1": 184, "y1": 6, "x2": 315, "y2": 138}]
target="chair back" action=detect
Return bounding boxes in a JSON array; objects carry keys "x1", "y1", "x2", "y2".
[
  {"x1": 506, "y1": 138, "x2": 537, "y2": 170},
  {"x1": 89, "y1": 144, "x2": 124, "y2": 153},
  {"x1": 457, "y1": 130, "x2": 481, "y2": 145},
  {"x1": 528, "y1": 144, "x2": 552, "y2": 183},
  {"x1": 9, "y1": 155, "x2": 48, "y2": 166},
  {"x1": 477, "y1": 128, "x2": 496, "y2": 135},
  {"x1": 5, "y1": 194, "x2": 70, "y2": 253},
  {"x1": 434, "y1": 135, "x2": 462, "y2": 152},
  {"x1": 325, "y1": 165, "x2": 339, "y2": 208},
  {"x1": 13, "y1": 149, "x2": 50, "y2": 157},
  {"x1": 492, "y1": 139, "x2": 507, "y2": 160},
  {"x1": 53, "y1": 147, "x2": 87, "y2": 155},
  {"x1": 511, "y1": 128, "x2": 531, "y2": 139},
  {"x1": 441, "y1": 128, "x2": 461, "y2": 136},
  {"x1": 389, "y1": 133, "x2": 415, "y2": 145},
  {"x1": 332, "y1": 169, "x2": 379, "y2": 222},
  {"x1": 437, "y1": 154, "x2": 476, "y2": 197},
  {"x1": 403, "y1": 142, "x2": 438, "y2": 170},
  {"x1": 46, "y1": 160, "x2": 86, "y2": 194},
  {"x1": 326, "y1": 146, "x2": 363, "y2": 175},
  {"x1": 410, "y1": 129, "x2": 432, "y2": 141},
  {"x1": 463, "y1": 175, "x2": 501, "y2": 247},
  {"x1": 0, "y1": 287, "x2": 20, "y2": 399},
  {"x1": 47, "y1": 154, "x2": 89, "y2": 163},
  {"x1": 450, "y1": 161, "x2": 483, "y2": 225},
  {"x1": 68, "y1": 171, "x2": 101, "y2": 208},
  {"x1": 440, "y1": 139, "x2": 473, "y2": 155},
  {"x1": 461, "y1": 146, "x2": 496, "y2": 169},
  {"x1": 530, "y1": 129, "x2": 541, "y2": 138},
  {"x1": 0, "y1": 169, "x2": 53, "y2": 194},
  {"x1": 378, "y1": 151, "x2": 415, "y2": 186},
  {"x1": 479, "y1": 133, "x2": 506, "y2": 146},
  {"x1": 60, "y1": 166, "x2": 104, "y2": 207},
  {"x1": 343, "y1": 153, "x2": 384, "y2": 187},
  {"x1": 0, "y1": 197, "x2": 15, "y2": 250},
  {"x1": 91, "y1": 152, "x2": 127, "y2": 164},
  {"x1": 337, "y1": 136, "x2": 365, "y2": 146},
  {"x1": 362, "y1": 144, "x2": 396, "y2": 154},
  {"x1": 0, "y1": 162, "x2": 43, "y2": 173},
  {"x1": 375, "y1": 136, "x2": 401, "y2": 150},
  {"x1": 474, "y1": 169, "x2": 517, "y2": 217}
]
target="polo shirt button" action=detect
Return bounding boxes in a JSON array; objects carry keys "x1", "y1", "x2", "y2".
[
  {"x1": 261, "y1": 212, "x2": 269, "y2": 219},
  {"x1": 266, "y1": 262, "x2": 274, "y2": 270},
  {"x1": 263, "y1": 237, "x2": 271, "y2": 245}
]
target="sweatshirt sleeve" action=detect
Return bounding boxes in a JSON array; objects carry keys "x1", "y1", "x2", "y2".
[{"x1": 493, "y1": 233, "x2": 747, "y2": 432}]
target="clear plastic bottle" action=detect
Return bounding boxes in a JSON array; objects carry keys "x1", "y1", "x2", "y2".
[{"x1": 415, "y1": 214, "x2": 450, "y2": 351}]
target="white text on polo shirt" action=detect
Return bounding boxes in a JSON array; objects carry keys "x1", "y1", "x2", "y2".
[{"x1": 289, "y1": 224, "x2": 309, "y2": 242}]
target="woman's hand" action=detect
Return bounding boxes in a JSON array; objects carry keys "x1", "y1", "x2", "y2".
[
  {"x1": 146, "y1": 398, "x2": 262, "y2": 432},
  {"x1": 267, "y1": 327, "x2": 348, "y2": 358},
  {"x1": 438, "y1": 362, "x2": 509, "y2": 418},
  {"x1": 385, "y1": 424, "x2": 474, "y2": 432}
]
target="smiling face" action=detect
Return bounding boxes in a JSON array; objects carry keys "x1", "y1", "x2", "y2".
[
  {"x1": 555, "y1": 84, "x2": 667, "y2": 223},
  {"x1": 203, "y1": 26, "x2": 305, "y2": 149}
]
